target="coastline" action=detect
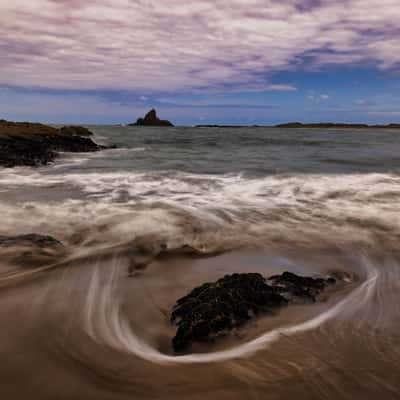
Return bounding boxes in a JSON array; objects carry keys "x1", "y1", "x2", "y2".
[
  {"x1": 196, "y1": 122, "x2": 400, "y2": 129},
  {"x1": 1, "y1": 123, "x2": 400, "y2": 399},
  {"x1": 0, "y1": 120, "x2": 108, "y2": 168},
  {"x1": 0, "y1": 243, "x2": 385, "y2": 400}
]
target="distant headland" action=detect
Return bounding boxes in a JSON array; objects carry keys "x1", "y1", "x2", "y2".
[
  {"x1": 128, "y1": 109, "x2": 174, "y2": 127},
  {"x1": 195, "y1": 122, "x2": 400, "y2": 129},
  {"x1": 195, "y1": 124, "x2": 261, "y2": 128},
  {"x1": 275, "y1": 122, "x2": 400, "y2": 129}
]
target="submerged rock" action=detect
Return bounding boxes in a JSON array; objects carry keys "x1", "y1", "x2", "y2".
[
  {"x1": 171, "y1": 272, "x2": 335, "y2": 352},
  {"x1": 0, "y1": 120, "x2": 107, "y2": 168},
  {"x1": 129, "y1": 108, "x2": 174, "y2": 127},
  {"x1": 0, "y1": 234, "x2": 64, "y2": 268},
  {"x1": 128, "y1": 243, "x2": 222, "y2": 277},
  {"x1": 0, "y1": 234, "x2": 62, "y2": 248}
]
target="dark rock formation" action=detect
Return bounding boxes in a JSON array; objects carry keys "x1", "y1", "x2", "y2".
[
  {"x1": 129, "y1": 109, "x2": 174, "y2": 127},
  {"x1": 171, "y1": 272, "x2": 335, "y2": 352},
  {"x1": 0, "y1": 234, "x2": 62, "y2": 247},
  {"x1": 268, "y1": 271, "x2": 336, "y2": 303},
  {"x1": 0, "y1": 120, "x2": 106, "y2": 168}
]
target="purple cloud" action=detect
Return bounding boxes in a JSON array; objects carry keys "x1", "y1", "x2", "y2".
[{"x1": 0, "y1": 0, "x2": 400, "y2": 92}]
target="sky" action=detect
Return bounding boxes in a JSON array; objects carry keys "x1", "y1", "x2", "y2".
[{"x1": 1, "y1": 0, "x2": 400, "y2": 125}]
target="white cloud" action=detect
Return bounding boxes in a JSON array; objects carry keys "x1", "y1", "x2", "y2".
[{"x1": 0, "y1": 0, "x2": 399, "y2": 92}]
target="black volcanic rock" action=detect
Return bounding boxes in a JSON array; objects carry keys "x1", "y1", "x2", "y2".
[
  {"x1": 268, "y1": 271, "x2": 335, "y2": 303},
  {"x1": 0, "y1": 120, "x2": 107, "y2": 168},
  {"x1": 171, "y1": 272, "x2": 335, "y2": 352},
  {"x1": 130, "y1": 109, "x2": 174, "y2": 127}
]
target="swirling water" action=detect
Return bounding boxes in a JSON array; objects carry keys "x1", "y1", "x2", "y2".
[{"x1": 0, "y1": 126, "x2": 400, "y2": 399}]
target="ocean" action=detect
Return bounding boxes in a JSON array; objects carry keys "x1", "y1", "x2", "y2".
[{"x1": 0, "y1": 126, "x2": 399, "y2": 399}]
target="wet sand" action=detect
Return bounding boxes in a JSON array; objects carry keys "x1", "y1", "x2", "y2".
[
  {"x1": 1, "y1": 247, "x2": 399, "y2": 399},
  {"x1": 1, "y1": 126, "x2": 400, "y2": 398}
]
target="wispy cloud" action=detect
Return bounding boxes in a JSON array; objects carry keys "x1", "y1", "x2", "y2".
[
  {"x1": 307, "y1": 92, "x2": 331, "y2": 102},
  {"x1": 1, "y1": 0, "x2": 400, "y2": 93},
  {"x1": 354, "y1": 98, "x2": 375, "y2": 106},
  {"x1": 156, "y1": 96, "x2": 277, "y2": 109}
]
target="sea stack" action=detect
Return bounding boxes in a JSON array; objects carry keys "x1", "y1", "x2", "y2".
[{"x1": 130, "y1": 108, "x2": 174, "y2": 127}]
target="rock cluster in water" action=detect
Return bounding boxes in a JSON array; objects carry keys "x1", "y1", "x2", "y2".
[
  {"x1": 171, "y1": 272, "x2": 335, "y2": 352},
  {"x1": 0, "y1": 234, "x2": 62, "y2": 248},
  {"x1": 0, "y1": 120, "x2": 106, "y2": 168},
  {"x1": 129, "y1": 109, "x2": 174, "y2": 127},
  {"x1": 0, "y1": 233, "x2": 64, "y2": 268}
]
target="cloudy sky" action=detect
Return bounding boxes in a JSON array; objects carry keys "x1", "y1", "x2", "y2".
[{"x1": 1, "y1": 0, "x2": 400, "y2": 124}]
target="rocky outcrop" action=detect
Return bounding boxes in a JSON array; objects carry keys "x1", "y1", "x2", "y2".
[
  {"x1": 59, "y1": 125, "x2": 93, "y2": 136},
  {"x1": 171, "y1": 272, "x2": 336, "y2": 352},
  {"x1": 0, "y1": 120, "x2": 106, "y2": 167},
  {"x1": 129, "y1": 109, "x2": 174, "y2": 127}
]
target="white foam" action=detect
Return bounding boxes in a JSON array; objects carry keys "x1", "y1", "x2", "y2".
[
  {"x1": 1, "y1": 172, "x2": 400, "y2": 251},
  {"x1": 82, "y1": 255, "x2": 378, "y2": 364}
]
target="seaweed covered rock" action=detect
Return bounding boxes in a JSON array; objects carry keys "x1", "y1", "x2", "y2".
[
  {"x1": 171, "y1": 273, "x2": 286, "y2": 352},
  {"x1": 268, "y1": 271, "x2": 336, "y2": 303},
  {"x1": 171, "y1": 272, "x2": 335, "y2": 352}
]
